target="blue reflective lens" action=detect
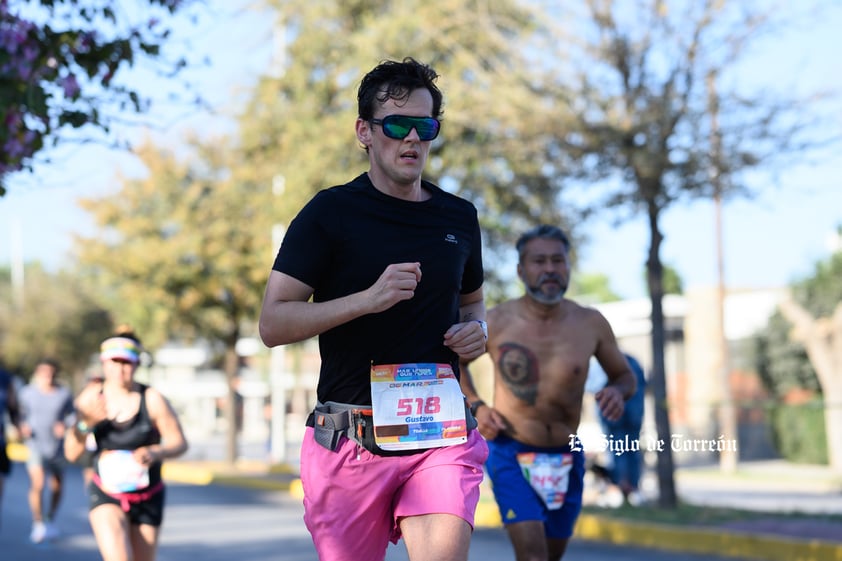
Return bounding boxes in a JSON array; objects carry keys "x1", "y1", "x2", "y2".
[{"x1": 370, "y1": 115, "x2": 440, "y2": 141}]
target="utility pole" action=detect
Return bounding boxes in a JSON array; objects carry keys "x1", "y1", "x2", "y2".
[
  {"x1": 10, "y1": 218, "x2": 25, "y2": 309},
  {"x1": 708, "y1": 70, "x2": 738, "y2": 473},
  {"x1": 269, "y1": 174, "x2": 287, "y2": 463},
  {"x1": 266, "y1": 21, "x2": 290, "y2": 465}
]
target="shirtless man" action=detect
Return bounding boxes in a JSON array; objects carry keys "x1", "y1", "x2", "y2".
[{"x1": 461, "y1": 224, "x2": 636, "y2": 561}]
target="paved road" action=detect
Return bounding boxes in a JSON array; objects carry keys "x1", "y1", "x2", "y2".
[{"x1": 0, "y1": 463, "x2": 763, "y2": 561}]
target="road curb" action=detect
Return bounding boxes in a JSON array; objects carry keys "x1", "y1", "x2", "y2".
[
  {"x1": 471, "y1": 495, "x2": 842, "y2": 561},
  {"x1": 7, "y1": 442, "x2": 26, "y2": 462},
  {"x1": 161, "y1": 462, "x2": 296, "y2": 491},
  {"x1": 575, "y1": 514, "x2": 842, "y2": 561}
]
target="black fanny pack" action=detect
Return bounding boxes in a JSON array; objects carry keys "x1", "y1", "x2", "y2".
[{"x1": 305, "y1": 400, "x2": 478, "y2": 457}]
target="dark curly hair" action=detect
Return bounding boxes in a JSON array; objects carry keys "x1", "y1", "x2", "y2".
[{"x1": 357, "y1": 57, "x2": 443, "y2": 121}]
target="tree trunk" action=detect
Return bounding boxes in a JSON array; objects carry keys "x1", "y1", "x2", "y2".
[
  {"x1": 708, "y1": 71, "x2": 738, "y2": 472},
  {"x1": 779, "y1": 298, "x2": 842, "y2": 469},
  {"x1": 646, "y1": 204, "x2": 678, "y2": 507},
  {"x1": 224, "y1": 344, "x2": 240, "y2": 466},
  {"x1": 823, "y1": 391, "x2": 842, "y2": 470}
]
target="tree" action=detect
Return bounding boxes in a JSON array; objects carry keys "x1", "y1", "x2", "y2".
[
  {"x1": 569, "y1": 271, "x2": 622, "y2": 304},
  {"x1": 0, "y1": 263, "x2": 113, "y2": 387},
  {"x1": 0, "y1": 0, "x2": 193, "y2": 195},
  {"x1": 74, "y1": 137, "x2": 272, "y2": 464},
  {"x1": 541, "y1": 1, "x2": 837, "y2": 506},
  {"x1": 777, "y1": 244, "x2": 842, "y2": 469},
  {"x1": 755, "y1": 311, "x2": 819, "y2": 400},
  {"x1": 238, "y1": 0, "x2": 578, "y2": 301},
  {"x1": 754, "y1": 308, "x2": 826, "y2": 464},
  {"x1": 662, "y1": 265, "x2": 683, "y2": 295}
]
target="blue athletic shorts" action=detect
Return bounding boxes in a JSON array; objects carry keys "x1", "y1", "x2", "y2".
[{"x1": 486, "y1": 433, "x2": 585, "y2": 539}]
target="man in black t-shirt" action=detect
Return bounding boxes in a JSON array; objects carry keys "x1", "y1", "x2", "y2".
[{"x1": 259, "y1": 57, "x2": 489, "y2": 561}]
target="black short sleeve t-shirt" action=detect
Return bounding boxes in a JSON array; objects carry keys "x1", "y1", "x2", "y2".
[{"x1": 273, "y1": 173, "x2": 484, "y2": 405}]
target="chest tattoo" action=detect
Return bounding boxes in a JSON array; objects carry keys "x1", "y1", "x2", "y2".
[{"x1": 498, "y1": 342, "x2": 539, "y2": 405}]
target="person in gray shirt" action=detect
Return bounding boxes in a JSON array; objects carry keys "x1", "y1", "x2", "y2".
[{"x1": 19, "y1": 358, "x2": 74, "y2": 543}]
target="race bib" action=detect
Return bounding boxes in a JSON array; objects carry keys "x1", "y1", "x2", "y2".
[
  {"x1": 370, "y1": 363, "x2": 468, "y2": 452},
  {"x1": 516, "y1": 452, "x2": 573, "y2": 510},
  {"x1": 97, "y1": 450, "x2": 150, "y2": 493}
]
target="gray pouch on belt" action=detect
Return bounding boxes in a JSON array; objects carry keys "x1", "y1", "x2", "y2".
[{"x1": 307, "y1": 404, "x2": 353, "y2": 451}]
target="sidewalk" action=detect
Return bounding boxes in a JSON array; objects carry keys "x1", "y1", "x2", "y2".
[{"x1": 161, "y1": 455, "x2": 842, "y2": 561}]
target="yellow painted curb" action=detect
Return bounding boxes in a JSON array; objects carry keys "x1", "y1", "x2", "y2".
[
  {"x1": 7, "y1": 442, "x2": 27, "y2": 462},
  {"x1": 161, "y1": 463, "x2": 215, "y2": 486},
  {"x1": 211, "y1": 475, "x2": 291, "y2": 491},
  {"x1": 474, "y1": 501, "x2": 502, "y2": 528},
  {"x1": 289, "y1": 478, "x2": 304, "y2": 500},
  {"x1": 162, "y1": 463, "x2": 294, "y2": 491},
  {"x1": 574, "y1": 514, "x2": 842, "y2": 561}
]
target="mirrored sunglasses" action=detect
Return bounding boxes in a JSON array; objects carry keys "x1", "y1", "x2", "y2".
[{"x1": 369, "y1": 115, "x2": 441, "y2": 141}]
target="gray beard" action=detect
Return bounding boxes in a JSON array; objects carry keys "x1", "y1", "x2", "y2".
[{"x1": 525, "y1": 283, "x2": 566, "y2": 305}]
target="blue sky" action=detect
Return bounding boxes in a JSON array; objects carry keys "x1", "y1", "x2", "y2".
[{"x1": 1, "y1": 2, "x2": 841, "y2": 300}]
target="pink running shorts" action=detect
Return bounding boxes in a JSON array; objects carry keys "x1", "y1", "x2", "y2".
[{"x1": 299, "y1": 427, "x2": 489, "y2": 561}]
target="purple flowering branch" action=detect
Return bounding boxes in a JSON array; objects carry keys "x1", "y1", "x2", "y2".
[{"x1": 0, "y1": 0, "x2": 188, "y2": 194}]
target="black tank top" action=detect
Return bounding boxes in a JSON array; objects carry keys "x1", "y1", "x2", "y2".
[{"x1": 93, "y1": 384, "x2": 162, "y2": 485}]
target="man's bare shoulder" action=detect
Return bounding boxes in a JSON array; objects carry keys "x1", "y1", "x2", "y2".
[
  {"x1": 487, "y1": 298, "x2": 527, "y2": 325},
  {"x1": 568, "y1": 299, "x2": 609, "y2": 320}
]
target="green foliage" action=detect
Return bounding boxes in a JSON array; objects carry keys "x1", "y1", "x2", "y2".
[
  {"x1": 634, "y1": 263, "x2": 683, "y2": 297},
  {"x1": 73, "y1": 136, "x2": 272, "y2": 355},
  {"x1": 754, "y1": 243, "x2": 840, "y2": 399},
  {"x1": 754, "y1": 243, "x2": 842, "y2": 466},
  {"x1": 240, "y1": 0, "x2": 573, "y2": 297},
  {"x1": 657, "y1": 263, "x2": 683, "y2": 295},
  {"x1": 569, "y1": 271, "x2": 622, "y2": 304},
  {"x1": 770, "y1": 401, "x2": 828, "y2": 464},
  {"x1": 0, "y1": 0, "x2": 192, "y2": 195},
  {"x1": 792, "y1": 247, "x2": 842, "y2": 317},
  {"x1": 754, "y1": 311, "x2": 820, "y2": 399},
  {"x1": 72, "y1": 135, "x2": 274, "y2": 464},
  {"x1": 0, "y1": 264, "x2": 114, "y2": 387}
]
